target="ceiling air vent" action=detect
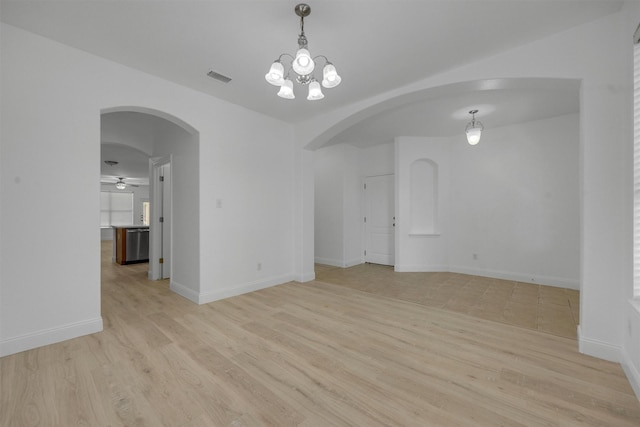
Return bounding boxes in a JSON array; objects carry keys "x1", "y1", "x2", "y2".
[{"x1": 207, "y1": 70, "x2": 232, "y2": 84}]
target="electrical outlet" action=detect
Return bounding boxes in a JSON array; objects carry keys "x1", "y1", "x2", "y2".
[
  {"x1": 257, "y1": 262, "x2": 262, "y2": 271},
  {"x1": 473, "y1": 253, "x2": 478, "y2": 260}
]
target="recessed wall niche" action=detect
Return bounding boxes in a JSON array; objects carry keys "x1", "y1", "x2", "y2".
[{"x1": 410, "y1": 158, "x2": 438, "y2": 235}]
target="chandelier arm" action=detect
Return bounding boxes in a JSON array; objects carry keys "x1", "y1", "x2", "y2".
[
  {"x1": 312, "y1": 55, "x2": 330, "y2": 65},
  {"x1": 277, "y1": 53, "x2": 295, "y2": 62}
]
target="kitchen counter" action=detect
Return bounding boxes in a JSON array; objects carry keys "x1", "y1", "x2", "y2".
[{"x1": 112, "y1": 226, "x2": 150, "y2": 264}]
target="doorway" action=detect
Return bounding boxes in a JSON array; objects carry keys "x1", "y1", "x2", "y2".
[{"x1": 100, "y1": 107, "x2": 200, "y2": 303}]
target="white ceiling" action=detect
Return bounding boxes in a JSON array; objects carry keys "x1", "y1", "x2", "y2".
[
  {"x1": 1, "y1": 0, "x2": 616, "y2": 176},
  {"x1": 1, "y1": 1, "x2": 619, "y2": 122},
  {"x1": 101, "y1": 143, "x2": 150, "y2": 186}
]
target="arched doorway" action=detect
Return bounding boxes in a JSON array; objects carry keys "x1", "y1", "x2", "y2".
[{"x1": 100, "y1": 107, "x2": 200, "y2": 300}]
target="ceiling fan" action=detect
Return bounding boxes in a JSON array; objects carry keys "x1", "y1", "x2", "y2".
[{"x1": 102, "y1": 177, "x2": 139, "y2": 189}]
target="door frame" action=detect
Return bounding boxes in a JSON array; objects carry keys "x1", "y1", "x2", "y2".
[{"x1": 149, "y1": 155, "x2": 172, "y2": 280}]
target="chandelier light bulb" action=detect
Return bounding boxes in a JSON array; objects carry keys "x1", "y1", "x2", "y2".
[
  {"x1": 277, "y1": 79, "x2": 295, "y2": 99},
  {"x1": 322, "y1": 63, "x2": 341, "y2": 88},
  {"x1": 292, "y1": 48, "x2": 314, "y2": 75},
  {"x1": 265, "y1": 61, "x2": 285, "y2": 86},
  {"x1": 307, "y1": 80, "x2": 324, "y2": 100},
  {"x1": 115, "y1": 180, "x2": 126, "y2": 190}
]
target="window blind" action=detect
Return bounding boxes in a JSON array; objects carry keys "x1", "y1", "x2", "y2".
[{"x1": 100, "y1": 191, "x2": 133, "y2": 227}]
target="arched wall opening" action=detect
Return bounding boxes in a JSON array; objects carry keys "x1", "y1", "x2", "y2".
[
  {"x1": 309, "y1": 77, "x2": 580, "y2": 290},
  {"x1": 100, "y1": 106, "x2": 201, "y2": 301},
  {"x1": 303, "y1": 77, "x2": 579, "y2": 151}
]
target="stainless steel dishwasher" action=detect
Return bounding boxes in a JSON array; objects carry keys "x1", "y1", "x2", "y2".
[{"x1": 125, "y1": 228, "x2": 149, "y2": 263}]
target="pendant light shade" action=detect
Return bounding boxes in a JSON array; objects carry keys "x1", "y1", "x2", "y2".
[
  {"x1": 277, "y1": 79, "x2": 295, "y2": 99},
  {"x1": 292, "y1": 48, "x2": 314, "y2": 75},
  {"x1": 466, "y1": 128, "x2": 482, "y2": 145},
  {"x1": 265, "y1": 61, "x2": 285, "y2": 86},
  {"x1": 307, "y1": 80, "x2": 324, "y2": 100},
  {"x1": 465, "y1": 110, "x2": 484, "y2": 145},
  {"x1": 322, "y1": 63, "x2": 341, "y2": 88}
]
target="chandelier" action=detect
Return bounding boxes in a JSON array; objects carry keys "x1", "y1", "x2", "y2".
[
  {"x1": 465, "y1": 110, "x2": 484, "y2": 145},
  {"x1": 265, "y1": 3, "x2": 341, "y2": 100}
]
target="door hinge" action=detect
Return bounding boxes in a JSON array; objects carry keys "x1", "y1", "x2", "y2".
[
  {"x1": 159, "y1": 217, "x2": 164, "y2": 223},
  {"x1": 364, "y1": 217, "x2": 366, "y2": 223},
  {"x1": 364, "y1": 183, "x2": 367, "y2": 190},
  {"x1": 159, "y1": 176, "x2": 165, "y2": 182},
  {"x1": 159, "y1": 258, "x2": 164, "y2": 264}
]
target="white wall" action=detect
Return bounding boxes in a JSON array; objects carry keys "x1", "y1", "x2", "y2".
[
  {"x1": 0, "y1": 23, "x2": 302, "y2": 356},
  {"x1": 314, "y1": 144, "x2": 345, "y2": 266},
  {"x1": 150, "y1": 119, "x2": 199, "y2": 299},
  {"x1": 620, "y1": 0, "x2": 640, "y2": 400},
  {"x1": 449, "y1": 114, "x2": 580, "y2": 288},
  {"x1": 343, "y1": 145, "x2": 363, "y2": 266}
]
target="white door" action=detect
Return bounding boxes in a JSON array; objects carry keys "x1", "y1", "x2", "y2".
[
  {"x1": 364, "y1": 174, "x2": 395, "y2": 266},
  {"x1": 149, "y1": 156, "x2": 172, "y2": 280}
]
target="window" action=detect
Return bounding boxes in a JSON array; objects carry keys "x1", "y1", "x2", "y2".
[
  {"x1": 142, "y1": 201, "x2": 150, "y2": 226},
  {"x1": 100, "y1": 191, "x2": 133, "y2": 227}
]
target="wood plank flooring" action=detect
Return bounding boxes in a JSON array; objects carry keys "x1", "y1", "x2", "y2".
[{"x1": 0, "y1": 243, "x2": 638, "y2": 426}]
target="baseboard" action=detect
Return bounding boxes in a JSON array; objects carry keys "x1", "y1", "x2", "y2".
[
  {"x1": 449, "y1": 265, "x2": 579, "y2": 289},
  {"x1": 345, "y1": 258, "x2": 363, "y2": 268},
  {"x1": 196, "y1": 274, "x2": 296, "y2": 305},
  {"x1": 314, "y1": 257, "x2": 343, "y2": 267},
  {"x1": 315, "y1": 257, "x2": 363, "y2": 268},
  {"x1": 394, "y1": 264, "x2": 448, "y2": 272},
  {"x1": 170, "y1": 280, "x2": 200, "y2": 304},
  {"x1": 622, "y1": 348, "x2": 640, "y2": 400},
  {"x1": 296, "y1": 272, "x2": 316, "y2": 282},
  {"x1": 577, "y1": 325, "x2": 622, "y2": 363},
  {"x1": 0, "y1": 317, "x2": 103, "y2": 357}
]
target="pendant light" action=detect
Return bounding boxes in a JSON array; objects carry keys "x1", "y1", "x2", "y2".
[{"x1": 465, "y1": 110, "x2": 484, "y2": 145}]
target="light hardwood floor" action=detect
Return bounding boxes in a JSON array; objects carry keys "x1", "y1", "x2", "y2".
[{"x1": 1, "y1": 243, "x2": 638, "y2": 426}]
